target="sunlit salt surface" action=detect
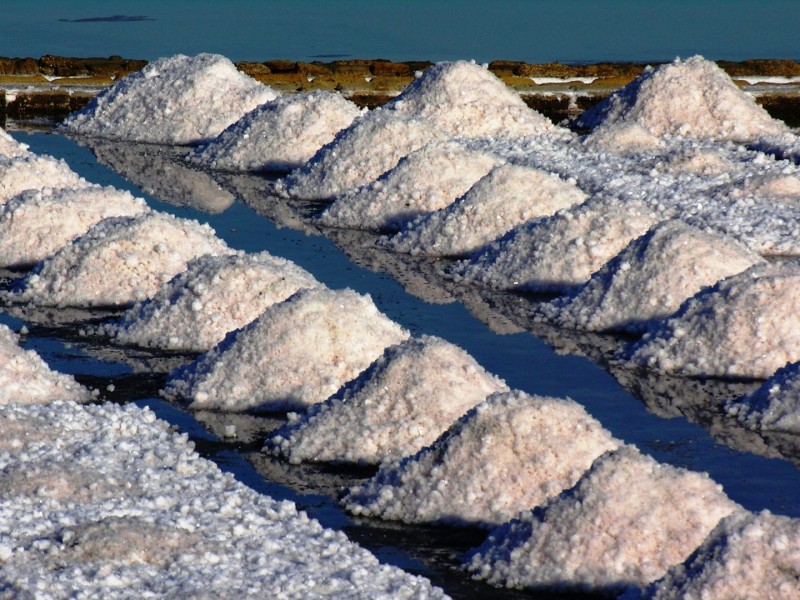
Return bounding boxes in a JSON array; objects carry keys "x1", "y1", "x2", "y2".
[
  {"x1": 0, "y1": 153, "x2": 88, "y2": 206},
  {"x1": 60, "y1": 53, "x2": 278, "y2": 145},
  {"x1": 0, "y1": 185, "x2": 149, "y2": 269},
  {"x1": 466, "y1": 445, "x2": 739, "y2": 594},
  {"x1": 726, "y1": 361, "x2": 800, "y2": 433},
  {"x1": 343, "y1": 390, "x2": 621, "y2": 527},
  {"x1": 162, "y1": 287, "x2": 410, "y2": 412},
  {"x1": 266, "y1": 335, "x2": 509, "y2": 465},
  {"x1": 622, "y1": 262, "x2": 800, "y2": 379},
  {"x1": 6, "y1": 212, "x2": 231, "y2": 307},
  {"x1": 0, "y1": 128, "x2": 30, "y2": 158},
  {"x1": 190, "y1": 91, "x2": 364, "y2": 173}
]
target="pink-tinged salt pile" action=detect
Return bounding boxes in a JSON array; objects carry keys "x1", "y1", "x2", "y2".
[
  {"x1": 265, "y1": 335, "x2": 509, "y2": 465},
  {"x1": 622, "y1": 262, "x2": 800, "y2": 379},
  {"x1": 0, "y1": 153, "x2": 88, "y2": 205},
  {"x1": 161, "y1": 288, "x2": 409, "y2": 413},
  {"x1": 316, "y1": 140, "x2": 501, "y2": 232},
  {"x1": 0, "y1": 185, "x2": 149, "y2": 269},
  {"x1": 726, "y1": 361, "x2": 800, "y2": 433},
  {"x1": 0, "y1": 128, "x2": 30, "y2": 158},
  {"x1": 539, "y1": 220, "x2": 765, "y2": 333},
  {"x1": 190, "y1": 91, "x2": 363, "y2": 173},
  {"x1": 466, "y1": 445, "x2": 739, "y2": 594},
  {"x1": 384, "y1": 163, "x2": 588, "y2": 257},
  {"x1": 343, "y1": 390, "x2": 621, "y2": 527},
  {"x1": 6, "y1": 212, "x2": 231, "y2": 307},
  {"x1": 60, "y1": 53, "x2": 277, "y2": 145},
  {"x1": 94, "y1": 251, "x2": 322, "y2": 352}
]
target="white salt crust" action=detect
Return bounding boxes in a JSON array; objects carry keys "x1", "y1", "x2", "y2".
[
  {"x1": 7, "y1": 212, "x2": 231, "y2": 308},
  {"x1": 266, "y1": 335, "x2": 510, "y2": 465},
  {"x1": 317, "y1": 140, "x2": 502, "y2": 232},
  {"x1": 623, "y1": 262, "x2": 800, "y2": 379},
  {"x1": 539, "y1": 220, "x2": 765, "y2": 333},
  {"x1": 0, "y1": 128, "x2": 30, "y2": 158},
  {"x1": 190, "y1": 91, "x2": 364, "y2": 172},
  {"x1": 0, "y1": 153, "x2": 88, "y2": 206},
  {"x1": 726, "y1": 361, "x2": 800, "y2": 433},
  {"x1": 343, "y1": 390, "x2": 621, "y2": 527},
  {"x1": 95, "y1": 251, "x2": 322, "y2": 352},
  {"x1": 0, "y1": 185, "x2": 149, "y2": 269},
  {"x1": 60, "y1": 53, "x2": 277, "y2": 144},
  {"x1": 385, "y1": 163, "x2": 588, "y2": 257},
  {"x1": 466, "y1": 445, "x2": 739, "y2": 594},
  {"x1": 162, "y1": 288, "x2": 410, "y2": 412}
]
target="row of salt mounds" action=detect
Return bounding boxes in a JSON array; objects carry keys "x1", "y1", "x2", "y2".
[
  {"x1": 60, "y1": 53, "x2": 277, "y2": 145},
  {"x1": 94, "y1": 251, "x2": 322, "y2": 352},
  {"x1": 162, "y1": 287, "x2": 409, "y2": 412},
  {"x1": 0, "y1": 401, "x2": 446, "y2": 599},
  {"x1": 578, "y1": 55, "x2": 787, "y2": 143},
  {"x1": 265, "y1": 335, "x2": 510, "y2": 465},
  {"x1": 0, "y1": 128, "x2": 30, "y2": 158},
  {"x1": 0, "y1": 153, "x2": 89, "y2": 205},
  {"x1": 538, "y1": 220, "x2": 765, "y2": 333},
  {"x1": 621, "y1": 510, "x2": 800, "y2": 599},
  {"x1": 0, "y1": 324, "x2": 93, "y2": 404},
  {"x1": 278, "y1": 61, "x2": 563, "y2": 200},
  {"x1": 466, "y1": 445, "x2": 739, "y2": 595},
  {"x1": 316, "y1": 140, "x2": 502, "y2": 232},
  {"x1": 0, "y1": 185, "x2": 149, "y2": 269},
  {"x1": 6, "y1": 212, "x2": 231, "y2": 308},
  {"x1": 189, "y1": 91, "x2": 364, "y2": 173},
  {"x1": 384, "y1": 163, "x2": 588, "y2": 258},
  {"x1": 343, "y1": 390, "x2": 621, "y2": 527},
  {"x1": 448, "y1": 195, "x2": 665, "y2": 293},
  {"x1": 621, "y1": 262, "x2": 800, "y2": 379},
  {"x1": 725, "y1": 361, "x2": 800, "y2": 433}
]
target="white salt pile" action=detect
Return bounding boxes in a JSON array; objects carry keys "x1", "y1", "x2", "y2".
[
  {"x1": 60, "y1": 53, "x2": 277, "y2": 145},
  {"x1": 0, "y1": 153, "x2": 88, "y2": 205},
  {"x1": 266, "y1": 335, "x2": 509, "y2": 465},
  {"x1": 622, "y1": 510, "x2": 800, "y2": 600},
  {"x1": 726, "y1": 361, "x2": 800, "y2": 433},
  {"x1": 190, "y1": 91, "x2": 363, "y2": 173},
  {"x1": 162, "y1": 287, "x2": 409, "y2": 412},
  {"x1": 0, "y1": 185, "x2": 149, "y2": 269},
  {"x1": 582, "y1": 122, "x2": 667, "y2": 154},
  {"x1": 578, "y1": 55, "x2": 787, "y2": 142},
  {"x1": 95, "y1": 251, "x2": 321, "y2": 352},
  {"x1": 384, "y1": 163, "x2": 588, "y2": 257},
  {"x1": 466, "y1": 445, "x2": 739, "y2": 594},
  {"x1": 540, "y1": 220, "x2": 765, "y2": 333},
  {"x1": 317, "y1": 140, "x2": 501, "y2": 232},
  {"x1": 622, "y1": 262, "x2": 800, "y2": 379},
  {"x1": 7, "y1": 212, "x2": 231, "y2": 307},
  {"x1": 343, "y1": 390, "x2": 621, "y2": 527},
  {"x1": 0, "y1": 127, "x2": 30, "y2": 158}
]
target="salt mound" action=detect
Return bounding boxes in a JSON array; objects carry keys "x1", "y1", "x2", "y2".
[
  {"x1": 466, "y1": 445, "x2": 739, "y2": 594},
  {"x1": 0, "y1": 128, "x2": 30, "y2": 158},
  {"x1": 8, "y1": 212, "x2": 231, "y2": 307},
  {"x1": 542, "y1": 220, "x2": 765, "y2": 333},
  {"x1": 623, "y1": 262, "x2": 800, "y2": 379},
  {"x1": 190, "y1": 91, "x2": 363, "y2": 172},
  {"x1": 0, "y1": 185, "x2": 149, "y2": 269},
  {"x1": 162, "y1": 288, "x2": 410, "y2": 412},
  {"x1": 0, "y1": 324, "x2": 93, "y2": 404},
  {"x1": 726, "y1": 361, "x2": 800, "y2": 432},
  {"x1": 95, "y1": 251, "x2": 322, "y2": 352},
  {"x1": 317, "y1": 140, "x2": 501, "y2": 232},
  {"x1": 266, "y1": 335, "x2": 509, "y2": 465},
  {"x1": 60, "y1": 53, "x2": 277, "y2": 145},
  {"x1": 343, "y1": 390, "x2": 621, "y2": 527},
  {"x1": 577, "y1": 56, "x2": 787, "y2": 142},
  {"x1": 385, "y1": 163, "x2": 588, "y2": 257},
  {"x1": 582, "y1": 122, "x2": 666, "y2": 154},
  {"x1": 0, "y1": 153, "x2": 88, "y2": 205}
]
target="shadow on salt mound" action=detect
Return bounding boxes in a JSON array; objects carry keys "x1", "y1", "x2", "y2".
[
  {"x1": 538, "y1": 220, "x2": 765, "y2": 334},
  {"x1": 342, "y1": 390, "x2": 621, "y2": 528},
  {"x1": 161, "y1": 287, "x2": 409, "y2": 413},
  {"x1": 265, "y1": 335, "x2": 509, "y2": 465},
  {"x1": 621, "y1": 510, "x2": 800, "y2": 600},
  {"x1": 576, "y1": 55, "x2": 788, "y2": 142},
  {"x1": 0, "y1": 185, "x2": 149, "y2": 269},
  {"x1": 190, "y1": 91, "x2": 364, "y2": 173},
  {"x1": 94, "y1": 251, "x2": 322, "y2": 352},
  {"x1": 726, "y1": 361, "x2": 800, "y2": 434},
  {"x1": 384, "y1": 163, "x2": 588, "y2": 258},
  {"x1": 620, "y1": 262, "x2": 800, "y2": 379},
  {"x1": 317, "y1": 140, "x2": 502, "y2": 232},
  {"x1": 0, "y1": 324, "x2": 93, "y2": 404},
  {"x1": 0, "y1": 128, "x2": 30, "y2": 159},
  {"x1": 748, "y1": 131, "x2": 800, "y2": 166},
  {"x1": 60, "y1": 53, "x2": 277, "y2": 145},
  {"x1": 0, "y1": 153, "x2": 89, "y2": 206},
  {"x1": 5, "y1": 212, "x2": 231, "y2": 308},
  {"x1": 465, "y1": 445, "x2": 739, "y2": 595}
]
